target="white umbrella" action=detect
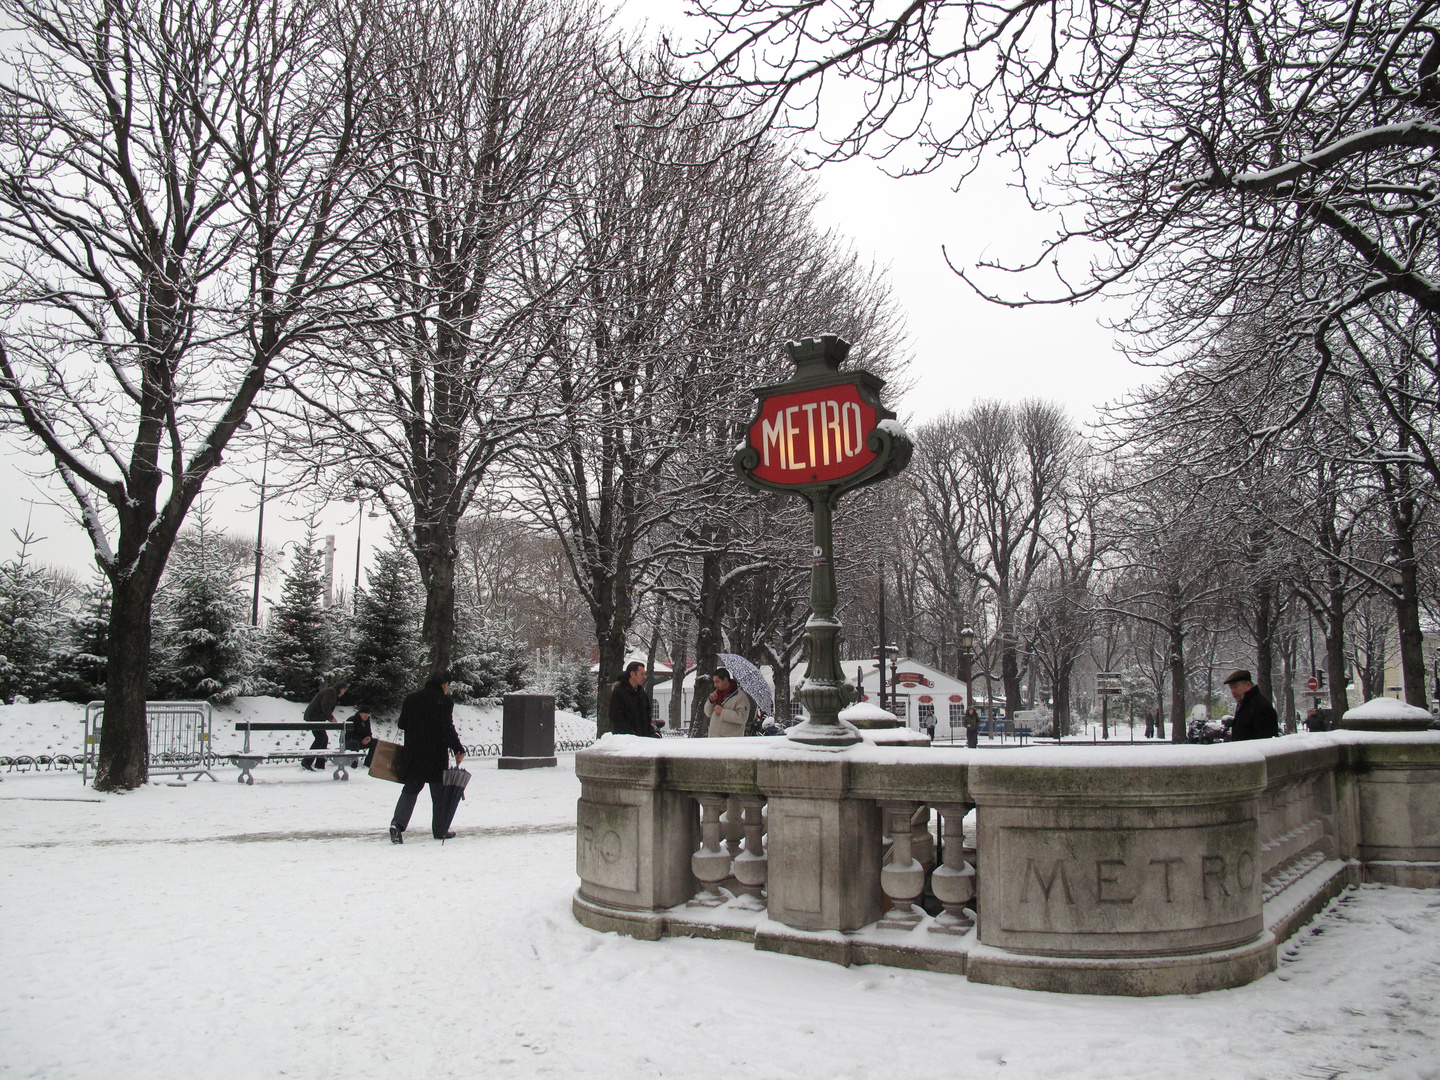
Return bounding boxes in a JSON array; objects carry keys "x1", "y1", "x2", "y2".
[{"x1": 717, "y1": 653, "x2": 774, "y2": 715}]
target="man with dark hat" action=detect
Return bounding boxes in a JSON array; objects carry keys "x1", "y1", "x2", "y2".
[{"x1": 1224, "y1": 669, "x2": 1279, "y2": 741}]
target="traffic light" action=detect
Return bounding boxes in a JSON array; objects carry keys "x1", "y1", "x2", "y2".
[{"x1": 1315, "y1": 669, "x2": 1326, "y2": 689}]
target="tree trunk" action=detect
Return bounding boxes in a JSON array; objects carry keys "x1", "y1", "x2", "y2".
[
  {"x1": 689, "y1": 548, "x2": 723, "y2": 736},
  {"x1": 416, "y1": 525, "x2": 458, "y2": 676},
  {"x1": 1325, "y1": 586, "x2": 1350, "y2": 717},
  {"x1": 1393, "y1": 534, "x2": 1428, "y2": 707},
  {"x1": 1280, "y1": 627, "x2": 1297, "y2": 734},
  {"x1": 1053, "y1": 654, "x2": 1074, "y2": 736},
  {"x1": 95, "y1": 576, "x2": 159, "y2": 791},
  {"x1": 595, "y1": 630, "x2": 626, "y2": 737},
  {"x1": 1169, "y1": 623, "x2": 1187, "y2": 742},
  {"x1": 669, "y1": 632, "x2": 689, "y2": 731},
  {"x1": 1254, "y1": 584, "x2": 1275, "y2": 700}
]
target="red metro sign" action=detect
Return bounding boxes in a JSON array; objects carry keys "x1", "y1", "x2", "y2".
[
  {"x1": 747, "y1": 382, "x2": 877, "y2": 485},
  {"x1": 734, "y1": 335, "x2": 909, "y2": 498}
]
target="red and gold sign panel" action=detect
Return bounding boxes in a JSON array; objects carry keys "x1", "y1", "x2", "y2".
[{"x1": 746, "y1": 382, "x2": 877, "y2": 486}]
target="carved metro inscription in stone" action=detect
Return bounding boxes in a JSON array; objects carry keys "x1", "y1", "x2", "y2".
[
  {"x1": 576, "y1": 800, "x2": 639, "y2": 894},
  {"x1": 997, "y1": 826, "x2": 1258, "y2": 935}
]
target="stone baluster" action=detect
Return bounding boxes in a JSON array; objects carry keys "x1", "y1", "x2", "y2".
[
  {"x1": 721, "y1": 795, "x2": 745, "y2": 863},
  {"x1": 689, "y1": 793, "x2": 733, "y2": 907},
  {"x1": 929, "y1": 803, "x2": 976, "y2": 933},
  {"x1": 730, "y1": 795, "x2": 768, "y2": 910},
  {"x1": 878, "y1": 801, "x2": 925, "y2": 929},
  {"x1": 910, "y1": 804, "x2": 934, "y2": 866}
]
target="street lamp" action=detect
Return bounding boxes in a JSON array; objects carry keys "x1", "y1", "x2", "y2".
[
  {"x1": 959, "y1": 624, "x2": 975, "y2": 725},
  {"x1": 342, "y1": 486, "x2": 381, "y2": 614}
]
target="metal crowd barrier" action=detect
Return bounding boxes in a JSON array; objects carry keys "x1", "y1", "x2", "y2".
[{"x1": 83, "y1": 701, "x2": 218, "y2": 784}]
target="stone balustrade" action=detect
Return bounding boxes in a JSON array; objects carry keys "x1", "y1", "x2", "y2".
[{"x1": 574, "y1": 730, "x2": 1440, "y2": 995}]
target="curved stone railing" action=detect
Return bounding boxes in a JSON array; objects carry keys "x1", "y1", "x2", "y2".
[{"x1": 573, "y1": 730, "x2": 1440, "y2": 995}]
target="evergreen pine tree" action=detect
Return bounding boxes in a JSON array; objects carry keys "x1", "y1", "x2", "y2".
[
  {"x1": 348, "y1": 538, "x2": 422, "y2": 712},
  {"x1": 153, "y1": 509, "x2": 253, "y2": 704},
  {"x1": 260, "y1": 527, "x2": 331, "y2": 702},
  {"x1": 543, "y1": 654, "x2": 596, "y2": 717},
  {"x1": 451, "y1": 615, "x2": 530, "y2": 704},
  {"x1": 46, "y1": 572, "x2": 111, "y2": 703},
  {"x1": 0, "y1": 525, "x2": 66, "y2": 704}
]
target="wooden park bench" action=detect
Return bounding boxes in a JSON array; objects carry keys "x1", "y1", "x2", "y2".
[{"x1": 228, "y1": 722, "x2": 361, "y2": 784}]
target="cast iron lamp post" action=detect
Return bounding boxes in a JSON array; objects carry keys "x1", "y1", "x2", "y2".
[
  {"x1": 734, "y1": 335, "x2": 912, "y2": 746},
  {"x1": 237, "y1": 417, "x2": 272, "y2": 626},
  {"x1": 342, "y1": 487, "x2": 381, "y2": 614},
  {"x1": 958, "y1": 625, "x2": 975, "y2": 712}
]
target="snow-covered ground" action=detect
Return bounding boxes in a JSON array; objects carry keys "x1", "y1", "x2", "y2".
[
  {"x1": 0, "y1": 696, "x2": 597, "y2": 760},
  {"x1": 2, "y1": 760, "x2": 1439, "y2": 1080}
]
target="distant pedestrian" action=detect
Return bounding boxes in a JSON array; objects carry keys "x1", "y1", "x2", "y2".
[
  {"x1": 301, "y1": 680, "x2": 346, "y2": 771},
  {"x1": 346, "y1": 706, "x2": 376, "y2": 766},
  {"x1": 704, "y1": 667, "x2": 752, "y2": 738},
  {"x1": 1224, "y1": 670, "x2": 1279, "y2": 741},
  {"x1": 1304, "y1": 706, "x2": 1327, "y2": 732},
  {"x1": 964, "y1": 705, "x2": 980, "y2": 749},
  {"x1": 389, "y1": 671, "x2": 466, "y2": 843},
  {"x1": 609, "y1": 661, "x2": 659, "y2": 738},
  {"x1": 1144, "y1": 708, "x2": 1156, "y2": 739}
]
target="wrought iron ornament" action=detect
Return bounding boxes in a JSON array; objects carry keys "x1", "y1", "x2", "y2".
[{"x1": 733, "y1": 335, "x2": 912, "y2": 745}]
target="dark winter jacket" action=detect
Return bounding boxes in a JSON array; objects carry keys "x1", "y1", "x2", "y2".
[
  {"x1": 344, "y1": 712, "x2": 373, "y2": 750},
  {"x1": 1230, "y1": 685, "x2": 1280, "y2": 741},
  {"x1": 304, "y1": 684, "x2": 342, "y2": 726},
  {"x1": 397, "y1": 682, "x2": 465, "y2": 783},
  {"x1": 609, "y1": 680, "x2": 658, "y2": 738}
]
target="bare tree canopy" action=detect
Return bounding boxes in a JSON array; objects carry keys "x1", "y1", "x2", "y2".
[{"x1": 0, "y1": 0, "x2": 384, "y2": 788}]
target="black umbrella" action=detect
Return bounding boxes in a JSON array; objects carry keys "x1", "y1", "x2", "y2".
[{"x1": 435, "y1": 766, "x2": 472, "y2": 841}]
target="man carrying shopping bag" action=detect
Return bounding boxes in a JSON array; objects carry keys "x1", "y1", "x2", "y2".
[{"x1": 388, "y1": 670, "x2": 466, "y2": 843}]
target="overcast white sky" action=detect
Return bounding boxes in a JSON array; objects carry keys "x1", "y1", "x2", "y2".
[{"x1": 0, "y1": 0, "x2": 1150, "y2": 585}]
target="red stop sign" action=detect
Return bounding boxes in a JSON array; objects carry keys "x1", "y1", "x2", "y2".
[{"x1": 747, "y1": 382, "x2": 878, "y2": 486}]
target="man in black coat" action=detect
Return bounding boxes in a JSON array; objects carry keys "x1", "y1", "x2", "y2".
[
  {"x1": 301, "y1": 681, "x2": 346, "y2": 771},
  {"x1": 389, "y1": 671, "x2": 466, "y2": 843},
  {"x1": 345, "y1": 706, "x2": 375, "y2": 766},
  {"x1": 609, "y1": 661, "x2": 659, "y2": 738},
  {"x1": 1225, "y1": 669, "x2": 1280, "y2": 741}
]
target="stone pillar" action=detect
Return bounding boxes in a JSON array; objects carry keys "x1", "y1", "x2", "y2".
[
  {"x1": 929, "y1": 803, "x2": 975, "y2": 933},
  {"x1": 759, "y1": 756, "x2": 882, "y2": 934},
  {"x1": 574, "y1": 752, "x2": 697, "y2": 936}
]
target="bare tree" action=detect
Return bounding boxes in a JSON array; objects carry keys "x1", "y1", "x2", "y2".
[
  {"x1": 0, "y1": 0, "x2": 381, "y2": 788},
  {"x1": 906, "y1": 401, "x2": 1075, "y2": 715},
  {"x1": 278, "y1": 0, "x2": 605, "y2": 674}
]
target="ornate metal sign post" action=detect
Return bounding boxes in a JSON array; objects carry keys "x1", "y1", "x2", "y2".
[{"x1": 733, "y1": 335, "x2": 912, "y2": 745}]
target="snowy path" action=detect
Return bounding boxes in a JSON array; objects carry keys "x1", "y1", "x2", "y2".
[{"x1": 2, "y1": 763, "x2": 1439, "y2": 1080}]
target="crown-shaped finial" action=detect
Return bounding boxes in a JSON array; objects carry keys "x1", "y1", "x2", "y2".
[{"x1": 786, "y1": 334, "x2": 851, "y2": 372}]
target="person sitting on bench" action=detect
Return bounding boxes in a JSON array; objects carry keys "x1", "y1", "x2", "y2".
[{"x1": 346, "y1": 705, "x2": 376, "y2": 767}]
